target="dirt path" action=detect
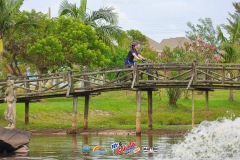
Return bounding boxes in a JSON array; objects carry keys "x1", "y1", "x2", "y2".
[{"x1": 30, "y1": 128, "x2": 189, "y2": 135}]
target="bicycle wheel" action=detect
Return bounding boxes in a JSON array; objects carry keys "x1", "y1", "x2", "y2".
[
  {"x1": 140, "y1": 68, "x2": 158, "y2": 80},
  {"x1": 116, "y1": 71, "x2": 133, "y2": 83}
]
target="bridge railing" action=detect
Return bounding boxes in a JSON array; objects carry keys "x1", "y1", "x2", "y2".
[
  {"x1": 0, "y1": 66, "x2": 134, "y2": 99},
  {"x1": 71, "y1": 66, "x2": 134, "y2": 93},
  {"x1": 135, "y1": 62, "x2": 193, "y2": 88},
  {"x1": 133, "y1": 62, "x2": 240, "y2": 89},
  {"x1": 1, "y1": 62, "x2": 240, "y2": 100},
  {"x1": 196, "y1": 63, "x2": 240, "y2": 88}
]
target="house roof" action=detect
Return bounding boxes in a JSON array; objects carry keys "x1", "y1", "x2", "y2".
[
  {"x1": 147, "y1": 37, "x2": 190, "y2": 52},
  {"x1": 146, "y1": 37, "x2": 161, "y2": 50}
]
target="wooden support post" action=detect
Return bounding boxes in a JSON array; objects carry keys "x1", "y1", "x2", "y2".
[
  {"x1": 206, "y1": 91, "x2": 209, "y2": 121},
  {"x1": 84, "y1": 94, "x2": 90, "y2": 130},
  {"x1": 136, "y1": 91, "x2": 141, "y2": 135},
  {"x1": 192, "y1": 90, "x2": 195, "y2": 128},
  {"x1": 72, "y1": 134, "x2": 77, "y2": 150},
  {"x1": 83, "y1": 135, "x2": 89, "y2": 145},
  {"x1": 136, "y1": 134, "x2": 141, "y2": 148},
  {"x1": 24, "y1": 76, "x2": 30, "y2": 125},
  {"x1": 148, "y1": 134, "x2": 153, "y2": 148},
  {"x1": 72, "y1": 96, "x2": 78, "y2": 134},
  {"x1": 148, "y1": 90, "x2": 152, "y2": 130},
  {"x1": 66, "y1": 70, "x2": 73, "y2": 97},
  {"x1": 25, "y1": 101, "x2": 29, "y2": 125}
]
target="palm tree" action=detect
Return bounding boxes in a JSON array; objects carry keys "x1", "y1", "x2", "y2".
[
  {"x1": 217, "y1": 16, "x2": 240, "y2": 101},
  {"x1": 0, "y1": 0, "x2": 24, "y2": 58},
  {"x1": 58, "y1": 0, "x2": 124, "y2": 53}
]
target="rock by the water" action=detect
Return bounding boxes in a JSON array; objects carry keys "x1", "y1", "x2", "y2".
[{"x1": 0, "y1": 127, "x2": 31, "y2": 154}]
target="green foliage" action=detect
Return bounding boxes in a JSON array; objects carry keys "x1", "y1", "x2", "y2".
[
  {"x1": 127, "y1": 29, "x2": 148, "y2": 46},
  {"x1": 27, "y1": 36, "x2": 64, "y2": 73},
  {"x1": 217, "y1": 16, "x2": 240, "y2": 63},
  {"x1": 220, "y1": 43, "x2": 240, "y2": 63},
  {"x1": 158, "y1": 40, "x2": 217, "y2": 105},
  {"x1": 4, "y1": 10, "x2": 52, "y2": 74},
  {"x1": 158, "y1": 40, "x2": 217, "y2": 63},
  {"x1": 53, "y1": 17, "x2": 111, "y2": 69},
  {"x1": 224, "y1": 2, "x2": 240, "y2": 37},
  {"x1": 0, "y1": 0, "x2": 24, "y2": 36},
  {"x1": 0, "y1": 0, "x2": 25, "y2": 77},
  {"x1": 108, "y1": 47, "x2": 128, "y2": 66},
  {"x1": 185, "y1": 18, "x2": 219, "y2": 46},
  {"x1": 167, "y1": 88, "x2": 182, "y2": 106},
  {"x1": 12, "y1": 15, "x2": 111, "y2": 73},
  {"x1": 58, "y1": 0, "x2": 123, "y2": 53}
]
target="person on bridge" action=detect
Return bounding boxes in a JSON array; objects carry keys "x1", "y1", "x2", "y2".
[{"x1": 124, "y1": 42, "x2": 146, "y2": 67}]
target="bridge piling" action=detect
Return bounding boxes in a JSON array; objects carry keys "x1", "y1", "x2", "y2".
[
  {"x1": 72, "y1": 96, "x2": 78, "y2": 134},
  {"x1": 148, "y1": 90, "x2": 153, "y2": 130},
  {"x1": 206, "y1": 91, "x2": 209, "y2": 121},
  {"x1": 136, "y1": 91, "x2": 141, "y2": 135},
  {"x1": 84, "y1": 94, "x2": 89, "y2": 130},
  {"x1": 192, "y1": 90, "x2": 195, "y2": 128},
  {"x1": 25, "y1": 101, "x2": 29, "y2": 125}
]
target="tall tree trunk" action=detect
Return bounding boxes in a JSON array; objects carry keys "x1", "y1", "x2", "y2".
[
  {"x1": 0, "y1": 39, "x2": 3, "y2": 60},
  {"x1": 228, "y1": 89, "x2": 234, "y2": 101}
]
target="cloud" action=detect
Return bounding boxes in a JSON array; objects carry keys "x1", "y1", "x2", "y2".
[{"x1": 21, "y1": 0, "x2": 236, "y2": 42}]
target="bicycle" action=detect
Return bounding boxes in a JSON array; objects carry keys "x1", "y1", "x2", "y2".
[
  {"x1": 138, "y1": 59, "x2": 159, "y2": 81},
  {"x1": 116, "y1": 59, "x2": 159, "y2": 83}
]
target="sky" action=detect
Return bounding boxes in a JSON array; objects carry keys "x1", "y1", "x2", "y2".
[{"x1": 21, "y1": 0, "x2": 236, "y2": 42}]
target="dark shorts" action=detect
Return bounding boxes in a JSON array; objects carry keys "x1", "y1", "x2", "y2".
[{"x1": 124, "y1": 60, "x2": 134, "y2": 65}]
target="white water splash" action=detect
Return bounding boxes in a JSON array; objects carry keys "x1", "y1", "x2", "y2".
[{"x1": 156, "y1": 118, "x2": 240, "y2": 160}]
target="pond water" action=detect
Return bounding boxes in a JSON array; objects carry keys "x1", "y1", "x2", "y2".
[
  {"x1": 1, "y1": 134, "x2": 183, "y2": 160},
  {"x1": 1, "y1": 118, "x2": 240, "y2": 160}
]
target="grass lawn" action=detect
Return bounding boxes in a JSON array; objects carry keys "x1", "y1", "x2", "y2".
[{"x1": 0, "y1": 89, "x2": 240, "y2": 131}]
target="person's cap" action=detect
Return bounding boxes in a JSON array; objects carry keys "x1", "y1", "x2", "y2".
[{"x1": 131, "y1": 42, "x2": 138, "y2": 46}]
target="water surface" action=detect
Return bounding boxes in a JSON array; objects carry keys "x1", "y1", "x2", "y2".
[{"x1": 1, "y1": 134, "x2": 183, "y2": 159}]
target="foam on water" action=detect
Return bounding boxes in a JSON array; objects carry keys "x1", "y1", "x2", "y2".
[{"x1": 156, "y1": 118, "x2": 240, "y2": 160}]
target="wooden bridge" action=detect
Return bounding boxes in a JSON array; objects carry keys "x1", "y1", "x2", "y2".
[{"x1": 1, "y1": 61, "x2": 240, "y2": 134}]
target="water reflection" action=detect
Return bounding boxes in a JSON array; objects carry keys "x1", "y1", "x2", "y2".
[{"x1": 0, "y1": 133, "x2": 183, "y2": 159}]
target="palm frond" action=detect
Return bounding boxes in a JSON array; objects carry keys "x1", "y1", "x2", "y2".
[
  {"x1": 0, "y1": 0, "x2": 24, "y2": 34},
  {"x1": 217, "y1": 26, "x2": 227, "y2": 43},
  {"x1": 79, "y1": 0, "x2": 87, "y2": 21},
  {"x1": 232, "y1": 2, "x2": 240, "y2": 14},
  {"x1": 229, "y1": 16, "x2": 240, "y2": 43},
  {"x1": 87, "y1": 7, "x2": 118, "y2": 25},
  {"x1": 58, "y1": 0, "x2": 79, "y2": 18}
]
